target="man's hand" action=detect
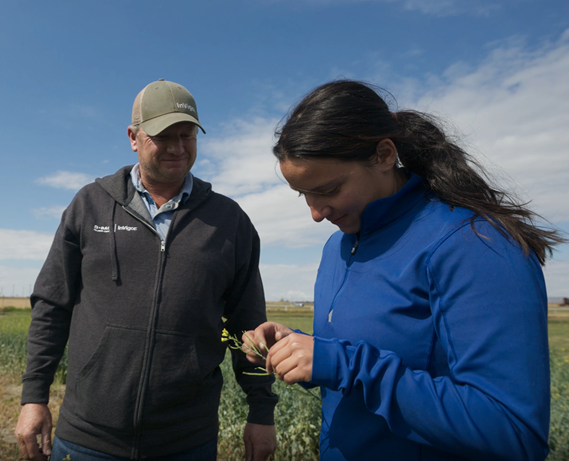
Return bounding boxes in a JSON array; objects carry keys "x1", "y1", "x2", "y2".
[
  {"x1": 243, "y1": 422, "x2": 276, "y2": 461},
  {"x1": 266, "y1": 333, "x2": 314, "y2": 385},
  {"x1": 15, "y1": 403, "x2": 52, "y2": 461},
  {"x1": 242, "y1": 322, "x2": 294, "y2": 366}
]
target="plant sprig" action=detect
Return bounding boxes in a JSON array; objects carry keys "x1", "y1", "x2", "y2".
[
  {"x1": 221, "y1": 328, "x2": 322, "y2": 402},
  {"x1": 222, "y1": 328, "x2": 270, "y2": 375}
]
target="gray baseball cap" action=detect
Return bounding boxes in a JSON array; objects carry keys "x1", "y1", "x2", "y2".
[{"x1": 131, "y1": 79, "x2": 206, "y2": 136}]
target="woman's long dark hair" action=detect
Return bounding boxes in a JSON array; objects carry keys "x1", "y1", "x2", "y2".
[{"x1": 273, "y1": 80, "x2": 565, "y2": 265}]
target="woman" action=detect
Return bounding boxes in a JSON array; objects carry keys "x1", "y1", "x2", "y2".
[{"x1": 244, "y1": 80, "x2": 565, "y2": 461}]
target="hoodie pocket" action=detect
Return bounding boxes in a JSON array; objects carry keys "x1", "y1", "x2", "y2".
[
  {"x1": 142, "y1": 330, "x2": 203, "y2": 429},
  {"x1": 74, "y1": 325, "x2": 145, "y2": 432}
]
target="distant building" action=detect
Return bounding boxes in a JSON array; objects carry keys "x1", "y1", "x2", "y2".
[{"x1": 548, "y1": 297, "x2": 568, "y2": 306}]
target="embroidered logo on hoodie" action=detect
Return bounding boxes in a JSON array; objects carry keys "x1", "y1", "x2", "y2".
[
  {"x1": 93, "y1": 225, "x2": 110, "y2": 233},
  {"x1": 93, "y1": 225, "x2": 137, "y2": 233}
]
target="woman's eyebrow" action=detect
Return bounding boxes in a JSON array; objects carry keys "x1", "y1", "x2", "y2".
[{"x1": 290, "y1": 178, "x2": 342, "y2": 194}]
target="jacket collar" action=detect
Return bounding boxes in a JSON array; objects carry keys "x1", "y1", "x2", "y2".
[
  {"x1": 95, "y1": 165, "x2": 212, "y2": 210},
  {"x1": 359, "y1": 173, "x2": 427, "y2": 235}
]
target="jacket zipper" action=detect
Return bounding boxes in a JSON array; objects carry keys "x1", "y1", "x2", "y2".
[
  {"x1": 123, "y1": 206, "x2": 167, "y2": 460},
  {"x1": 351, "y1": 233, "x2": 360, "y2": 256},
  {"x1": 328, "y1": 233, "x2": 360, "y2": 322}
]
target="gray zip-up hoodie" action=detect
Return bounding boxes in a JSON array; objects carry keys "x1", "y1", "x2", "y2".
[{"x1": 22, "y1": 166, "x2": 277, "y2": 459}]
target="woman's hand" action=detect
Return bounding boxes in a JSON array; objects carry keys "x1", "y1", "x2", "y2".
[
  {"x1": 242, "y1": 322, "x2": 294, "y2": 366},
  {"x1": 266, "y1": 333, "x2": 314, "y2": 385}
]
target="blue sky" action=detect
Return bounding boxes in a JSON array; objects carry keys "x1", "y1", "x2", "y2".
[{"x1": 1, "y1": 0, "x2": 568, "y2": 300}]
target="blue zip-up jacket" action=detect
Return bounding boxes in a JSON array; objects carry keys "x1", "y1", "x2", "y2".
[{"x1": 310, "y1": 174, "x2": 550, "y2": 461}]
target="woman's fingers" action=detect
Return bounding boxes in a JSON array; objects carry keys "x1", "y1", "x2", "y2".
[
  {"x1": 240, "y1": 323, "x2": 312, "y2": 381},
  {"x1": 241, "y1": 322, "x2": 294, "y2": 365},
  {"x1": 266, "y1": 333, "x2": 314, "y2": 383}
]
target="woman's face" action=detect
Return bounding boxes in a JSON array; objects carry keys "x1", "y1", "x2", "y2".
[{"x1": 280, "y1": 144, "x2": 401, "y2": 234}]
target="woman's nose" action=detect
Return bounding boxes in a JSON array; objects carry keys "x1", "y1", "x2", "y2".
[{"x1": 307, "y1": 198, "x2": 332, "y2": 222}]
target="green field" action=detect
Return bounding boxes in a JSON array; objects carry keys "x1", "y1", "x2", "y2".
[
  {"x1": 1, "y1": 308, "x2": 568, "y2": 460},
  {"x1": 267, "y1": 313, "x2": 314, "y2": 334},
  {"x1": 549, "y1": 319, "x2": 569, "y2": 356}
]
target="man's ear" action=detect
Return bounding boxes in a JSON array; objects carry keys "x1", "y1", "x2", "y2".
[
  {"x1": 375, "y1": 139, "x2": 398, "y2": 171},
  {"x1": 127, "y1": 127, "x2": 138, "y2": 152}
]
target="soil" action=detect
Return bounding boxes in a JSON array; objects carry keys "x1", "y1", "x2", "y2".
[{"x1": 0, "y1": 375, "x2": 65, "y2": 460}]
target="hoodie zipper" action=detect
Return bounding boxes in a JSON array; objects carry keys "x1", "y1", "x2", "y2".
[{"x1": 122, "y1": 206, "x2": 167, "y2": 460}]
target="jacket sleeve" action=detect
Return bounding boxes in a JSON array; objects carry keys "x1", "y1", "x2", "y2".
[
  {"x1": 223, "y1": 211, "x2": 278, "y2": 425},
  {"x1": 21, "y1": 204, "x2": 81, "y2": 404},
  {"x1": 310, "y1": 222, "x2": 550, "y2": 461}
]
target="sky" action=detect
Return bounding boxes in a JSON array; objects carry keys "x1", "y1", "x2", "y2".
[{"x1": 0, "y1": 0, "x2": 568, "y2": 301}]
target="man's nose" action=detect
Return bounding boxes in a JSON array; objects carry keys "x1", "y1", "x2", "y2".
[{"x1": 167, "y1": 137, "x2": 185, "y2": 155}]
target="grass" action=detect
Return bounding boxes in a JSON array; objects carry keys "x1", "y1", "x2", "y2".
[
  {"x1": 219, "y1": 310, "x2": 320, "y2": 459},
  {"x1": 267, "y1": 314, "x2": 314, "y2": 335},
  {"x1": 549, "y1": 350, "x2": 569, "y2": 461},
  {"x1": 0, "y1": 309, "x2": 67, "y2": 384},
  {"x1": 0, "y1": 310, "x2": 29, "y2": 378},
  {"x1": 1, "y1": 307, "x2": 568, "y2": 460},
  {"x1": 218, "y1": 352, "x2": 321, "y2": 461},
  {"x1": 0, "y1": 310, "x2": 66, "y2": 459},
  {"x1": 548, "y1": 319, "x2": 569, "y2": 358},
  {"x1": 547, "y1": 309, "x2": 569, "y2": 461}
]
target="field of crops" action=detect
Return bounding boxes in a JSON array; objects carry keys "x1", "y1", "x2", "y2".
[{"x1": 1, "y1": 308, "x2": 568, "y2": 460}]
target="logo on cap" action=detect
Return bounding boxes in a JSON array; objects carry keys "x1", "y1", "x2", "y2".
[
  {"x1": 176, "y1": 103, "x2": 197, "y2": 113},
  {"x1": 131, "y1": 79, "x2": 206, "y2": 136}
]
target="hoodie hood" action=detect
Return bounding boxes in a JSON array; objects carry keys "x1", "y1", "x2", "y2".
[
  {"x1": 95, "y1": 165, "x2": 212, "y2": 208},
  {"x1": 94, "y1": 165, "x2": 213, "y2": 282}
]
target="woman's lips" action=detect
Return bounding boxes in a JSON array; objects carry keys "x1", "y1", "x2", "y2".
[{"x1": 330, "y1": 215, "x2": 347, "y2": 225}]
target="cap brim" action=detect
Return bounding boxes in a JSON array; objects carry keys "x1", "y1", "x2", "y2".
[{"x1": 140, "y1": 112, "x2": 206, "y2": 136}]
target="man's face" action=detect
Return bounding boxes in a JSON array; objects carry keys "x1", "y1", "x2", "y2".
[{"x1": 128, "y1": 121, "x2": 198, "y2": 187}]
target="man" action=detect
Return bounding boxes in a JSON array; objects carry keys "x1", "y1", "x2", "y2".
[{"x1": 15, "y1": 79, "x2": 277, "y2": 461}]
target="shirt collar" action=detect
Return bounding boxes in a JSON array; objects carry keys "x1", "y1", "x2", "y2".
[{"x1": 130, "y1": 163, "x2": 194, "y2": 204}]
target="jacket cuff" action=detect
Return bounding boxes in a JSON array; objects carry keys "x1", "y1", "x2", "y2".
[
  {"x1": 311, "y1": 337, "x2": 350, "y2": 391},
  {"x1": 21, "y1": 378, "x2": 51, "y2": 405},
  {"x1": 246, "y1": 395, "x2": 278, "y2": 425}
]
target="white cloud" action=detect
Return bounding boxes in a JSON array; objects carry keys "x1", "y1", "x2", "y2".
[
  {"x1": 543, "y1": 259, "x2": 569, "y2": 297},
  {"x1": 0, "y1": 266, "x2": 41, "y2": 297},
  {"x1": 260, "y1": 263, "x2": 320, "y2": 301},
  {"x1": 397, "y1": 0, "x2": 498, "y2": 16},
  {"x1": 266, "y1": 0, "x2": 496, "y2": 16},
  {"x1": 36, "y1": 171, "x2": 94, "y2": 191},
  {"x1": 0, "y1": 229, "x2": 54, "y2": 261},
  {"x1": 201, "y1": 117, "x2": 282, "y2": 197},
  {"x1": 31, "y1": 206, "x2": 67, "y2": 220},
  {"x1": 397, "y1": 30, "x2": 569, "y2": 223}
]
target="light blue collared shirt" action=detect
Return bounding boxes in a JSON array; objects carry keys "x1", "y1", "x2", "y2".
[{"x1": 130, "y1": 164, "x2": 194, "y2": 241}]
